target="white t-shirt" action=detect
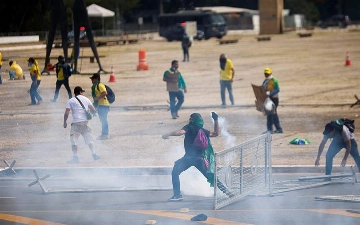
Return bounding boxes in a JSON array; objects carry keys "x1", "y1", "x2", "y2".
[{"x1": 66, "y1": 95, "x2": 93, "y2": 123}]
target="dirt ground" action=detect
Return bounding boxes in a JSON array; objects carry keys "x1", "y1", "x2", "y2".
[{"x1": 1, "y1": 29, "x2": 360, "y2": 169}]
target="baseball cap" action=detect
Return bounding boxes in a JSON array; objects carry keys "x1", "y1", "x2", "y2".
[
  {"x1": 89, "y1": 73, "x2": 100, "y2": 80},
  {"x1": 322, "y1": 122, "x2": 335, "y2": 135},
  {"x1": 74, "y1": 86, "x2": 85, "y2": 94},
  {"x1": 264, "y1": 68, "x2": 272, "y2": 74}
]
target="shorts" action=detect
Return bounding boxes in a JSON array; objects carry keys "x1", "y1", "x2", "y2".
[{"x1": 70, "y1": 121, "x2": 94, "y2": 145}]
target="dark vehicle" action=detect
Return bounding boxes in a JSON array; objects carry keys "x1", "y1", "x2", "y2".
[
  {"x1": 163, "y1": 24, "x2": 204, "y2": 41},
  {"x1": 318, "y1": 14, "x2": 350, "y2": 29},
  {"x1": 158, "y1": 10, "x2": 228, "y2": 42}
]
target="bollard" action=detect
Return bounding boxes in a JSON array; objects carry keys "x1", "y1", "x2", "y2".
[
  {"x1": 136, "y1": 49, "x2": 149, "y2": 70},
  {"x1": 90, "y1": 56, "x2": 95, "y2": 63}
]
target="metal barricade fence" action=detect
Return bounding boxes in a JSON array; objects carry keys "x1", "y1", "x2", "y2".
[{"x1": 214, "y1": 133, "x2": 272, "y2": 209}]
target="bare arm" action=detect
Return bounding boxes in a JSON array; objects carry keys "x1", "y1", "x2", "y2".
[
  {"x1": 63, "y1": 108, "x2": 70, "y2": 128},
  {"x1": 89, "y1": 104, "x2": 97, "y2": 114},
  {"x1": 315, "y1": 136, "x2": 328, "y2": 166},
  {"x1": 231, "y1": 68, "x2": 235, "y2": 81},
  {"x1": 162, "y1": 129, "x2": 186, "y2": 139},
  {"x1": 94, "y1": 91, "x2": 107, "y2": 102},
  {"x1": 210, "y1": 119, "x2": 219, "y2": 137}
]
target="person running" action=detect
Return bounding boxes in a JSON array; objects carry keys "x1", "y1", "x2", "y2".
[
  {"x1": 27, "y1": 57, "x2": 43, "y2": 105},
  {"x1": 64, "y1": 86, "x2": 99, "y2": 164},
  {"x1": 50, "y1": 55, "x2": 72, "y2": 102},
  {"x1": 163, "y1": 60, "x2": 187, "y2": 119}
]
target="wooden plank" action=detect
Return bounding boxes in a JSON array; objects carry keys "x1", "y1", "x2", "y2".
[
  {"x1": 256, "y1": 36, "x2": 271, "y2": 41},
  {"x1": 219, "y1": 39, "x2": 238, "y2": 45},
  {"x1": 252, "y1": 84, "x2": 267, "y2": 113}
]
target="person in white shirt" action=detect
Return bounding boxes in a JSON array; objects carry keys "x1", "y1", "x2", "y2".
[{"x1": 63, "y1": 86, "x2": 99, "y2": 164}]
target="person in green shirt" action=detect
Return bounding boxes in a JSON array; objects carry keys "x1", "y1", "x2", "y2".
[{"x1": 163, "y1": 60, "x2": 187, "y2": 119}]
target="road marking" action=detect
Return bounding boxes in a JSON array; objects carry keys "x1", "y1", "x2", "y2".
[
  {"x1": 0, "y1": 213, "x2": 66, "y2": 225},
  {"x1": 306, "y1": 209, "x2": 360, "y2": 218},
  {"x1": 127, "y1": 210, "x2": 253, "y2": 225}
]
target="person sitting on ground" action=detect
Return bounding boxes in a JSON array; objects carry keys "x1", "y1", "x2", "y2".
[{"x1": 9, "y1": 60, "x2": 24, "y2": 80}]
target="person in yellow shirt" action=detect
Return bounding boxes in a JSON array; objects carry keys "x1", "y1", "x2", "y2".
[
  {"x1": 9, "y1": 61, "x2": 24, "y2": 80},
  {"x1": 28, "y1": 57, "x2": 43, "y2": 105},
  {"x1": 90, "y1": 73, "x2": 110, "y2": 140},
  {"x1": 50, "y1": 55, "x2": 72, "y2": 102},
  {"x1": 219, "y1": 54, "x2": 235, "y2": 106}
]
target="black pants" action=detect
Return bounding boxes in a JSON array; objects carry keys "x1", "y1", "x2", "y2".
[
  {"x1": 267, "y1": 97, "x2": 282, "y2": 131},
  {"x1": 53, "y1": 79, "x2": 72, "y2": 100},
  {"x1": 182, "y1": 47, "x2": 189, "y2": 61}
]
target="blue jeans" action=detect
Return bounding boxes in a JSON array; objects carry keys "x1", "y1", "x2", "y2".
[
  {"x1": 169, "y1": 90, "x2": 184, "y2": 115},
  {"x1": 30, "y1": 80, "x2": 42, "y2": 105},
  {"x1": 9, "y1": 71, "x2": 15, "y2": 80},
  {"x1": 171, "y1": 155, "x2": 230, "y2": 196},
  {"x1": 220, "y1": 80, "x2": 234, "y2": 105},
  {"x1": 97, "y1": 105, "x2": 110, "y2": 136},
  {"x1": 326, "y1": 139, "x2": 360, "y2": 175}
]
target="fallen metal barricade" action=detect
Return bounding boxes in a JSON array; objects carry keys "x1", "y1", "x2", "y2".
[
  {"x1": 0, "y1": 160, "x2": 16, "y2": 176},
  {"x1": 28, "y1": 170, "x2": 171, "y2": 194}
]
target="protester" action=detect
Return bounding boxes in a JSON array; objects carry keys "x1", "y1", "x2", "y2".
[
  {"x1": 90, "y1": 73, "x2": 110, "y2": 140},
  {"x1": 50, "y1": 55, "x2": 72, "y2": 102},
  {"x1": 262, "y1": 68, "x2": 283, "y2": 134},
  {"x1": 163, "y1": 60, "x2": 187, "y2": 119},
  {"x1": 63, "y1": 86, "x2": 99, "y2": 164},
  {"x1": 8, "y1": 60, "x2": 24, "y2": 80},
  {"x1": 219, "y1": 54, "x2": 235, "y2": 107},
  {"x1": 315, "y1": 120, "x2": 360, "y2": 177},
  {"x1": 28, "y1": 57, "x2": 43, "y2": 105},
  {"x1": 162, "y1": 112, "x2": 234, "y2": 201},
  {"x1": 181, "y1": 33, "x2": 191, "y2": 62}
]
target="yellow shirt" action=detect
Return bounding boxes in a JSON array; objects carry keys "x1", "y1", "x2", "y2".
[
  {"x1": 57, "y1": 67, "x2": 65, "y2": 81},
  {"x1": 96, "y1": 83, "x2": 110, "y2": 106},
  {"x1": 9, "y1": 61, "x2": 23, "y2": 79},
  {"x1": 29, "y1": 62, "x2": 41, "y2": 81},
  {"x1": 220, "y1": 59, "x2": 234, "y2": 81},
  {"x1": 0, "y1": 52, "x2": 2, "y2": 66}
]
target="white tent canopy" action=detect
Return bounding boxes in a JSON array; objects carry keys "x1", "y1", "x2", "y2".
[{"x1": 87, "y1": 4, "x2": 115, "y2": 35}]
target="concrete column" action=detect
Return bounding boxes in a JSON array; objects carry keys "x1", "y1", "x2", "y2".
[{"x1": 258, "y1": 0, "x2": 284, "y2": 34}]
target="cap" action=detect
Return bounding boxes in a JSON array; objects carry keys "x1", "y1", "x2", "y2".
[
  {"x1": 323, "y1": 122, "x2": 335, "y2": 135},
  {"x1": 264, "y1": 68, "x2": 272, "y2": 74},
  {"x1": 27, "y1": 57, "x2": 35, "y2": 63},
  {"x1": 74, "y1": 86, "x2": 85, "y2": 95},
  {"x1": 89, "y1": 73, "x2": 100, "y2": 80}
]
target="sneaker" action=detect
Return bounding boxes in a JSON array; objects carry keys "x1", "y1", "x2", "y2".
[
  {"x1": 262, "y1": 130, "x2": 274, "y2": 134},
  {"x1": 50, "y1": 99, "x2": 56, "y2": 103},
  {"x1": 274, "y1": 129, "x2": 283, "y2": 134},
  {"x1": 92, "y1": 154, "x2": 100, "y2": 160},
  {"x1": 171, "y1": 114, "x2": 177, "y2": 119},
  {"x1": 37, "y1": 100, "x2": 43, "y2": 105},
  {"x1": 168, "y1": 194, "x2": 183, "y2": 201},
  {"x1": 67, "y1": 156, "x2": 79, "y2": 164},
  {"x1": 97, "y1": 135, "x2": 110, "y2": 140}
]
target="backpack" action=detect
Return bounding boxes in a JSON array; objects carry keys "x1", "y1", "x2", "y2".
[
  {"x1": 97, "y1": 83, "x2": 115, "y2": 104},
  {"x1": 192, "y1": 129, "x2": 208, "y2": 151},
  {"x1": 332, "y1": 118, "x2": 355, "y2": 133}
]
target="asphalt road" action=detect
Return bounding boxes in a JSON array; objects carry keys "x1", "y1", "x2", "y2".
[{"x1": 0, "y1": 172, "x2": 359, "y2": 225}]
